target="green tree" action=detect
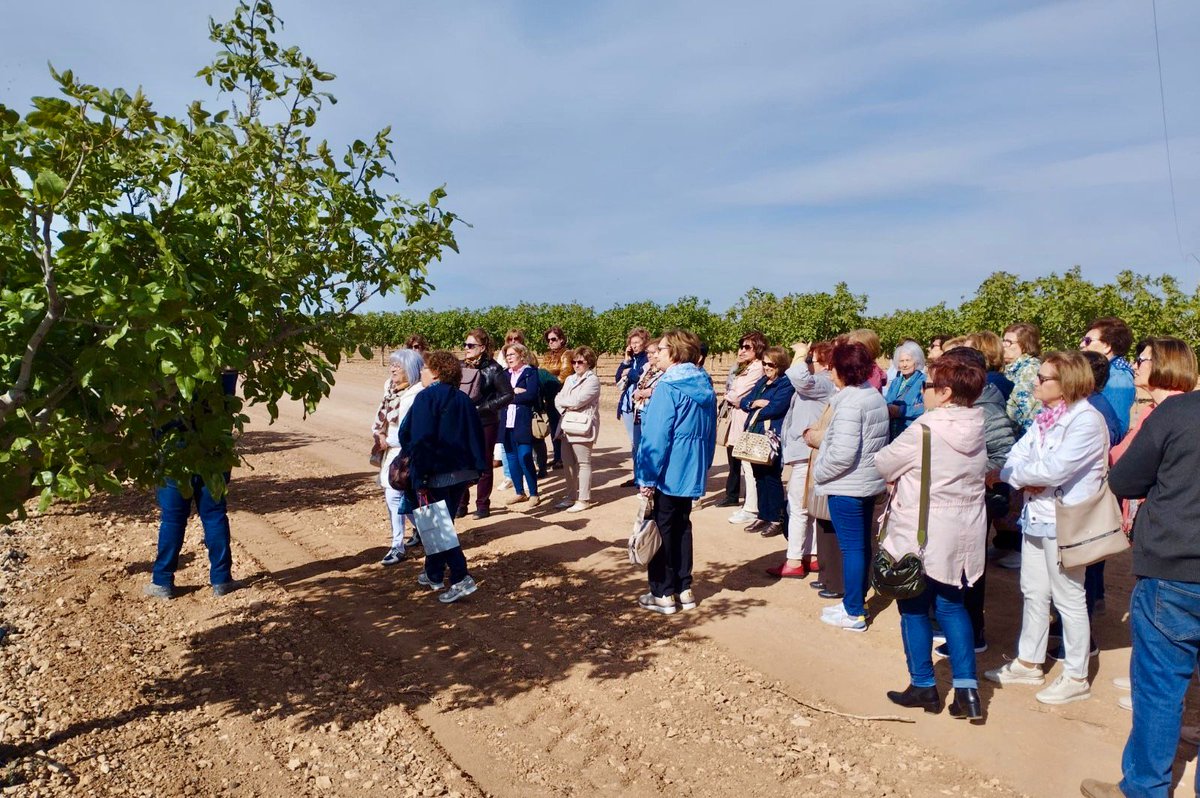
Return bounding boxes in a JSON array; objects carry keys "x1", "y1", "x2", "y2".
[{"x1": 0, "y1": 1, "x2": 458, "y2": 520}]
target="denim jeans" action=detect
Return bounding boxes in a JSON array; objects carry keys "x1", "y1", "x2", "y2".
[
  {"x1": 751, "y1": 458, "x2": 785, "y2": 523},
  {"x1": 828, "y1": 494, "x2": 876, "y2": 618},
  {"x1": 422, "y1": 482, "x2": 470, "y2": 587},
  {"x1": 501, "y1": 428, "x2": 538, "y2": 497},
  {"x1": 898, "y1": 577, "x2": 978, "y2": 689},
  {"x1": 1120, "y1": 577, "x2": 1200, "y2": 798},
  {"x1": 153, "y1": 474, "x2": 233, "y2": 588}
]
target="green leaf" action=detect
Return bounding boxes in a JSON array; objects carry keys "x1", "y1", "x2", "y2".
[{"x1": 33, "y1": 170, "x2": 67, "y2": 204}]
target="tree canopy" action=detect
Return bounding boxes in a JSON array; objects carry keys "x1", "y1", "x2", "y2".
[{"x1": 0, "y1": 0, "x2": 458, "y2": 521}]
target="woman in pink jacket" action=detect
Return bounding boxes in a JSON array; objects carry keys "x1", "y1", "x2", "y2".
[
  {"x1": 875, "y1": 357, "x2": 988, "y2": 720},
  {"x1": 721, "y1": 331, "x2": 766, "y2": 524}
]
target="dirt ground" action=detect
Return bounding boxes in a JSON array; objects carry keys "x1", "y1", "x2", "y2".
[{"x1": 2, "y1": 354, "x2": 1197, "y2": 797}]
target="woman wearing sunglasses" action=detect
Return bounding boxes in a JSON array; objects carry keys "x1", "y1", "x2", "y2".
[
  {"x1": 455, "y1": 328, "x2": 514, "y2": 520},
  {"x1": 553, "y1": 346, "x2": 601, "y2": 512}
]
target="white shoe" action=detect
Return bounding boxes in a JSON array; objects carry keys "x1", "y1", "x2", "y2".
[
  {"x1": 821, "y1": 602, "x2": 847, "y2": 618},
  {"x1": 499, "y1": 478, "x2": 513, "y2": 491},
  {"x1": 1036, "y1": 673, "x2": 1091, "y2": 705},
  {"x1": 983, "y1": 660, "x2": 1044, "y2": 685},
  {"x1": 553, "y1": 498, "x2": 575, "y2": 510},
  {"x1": 438, "y1": 575, "x2": 478, "y2": 604},
  {"x1": 1112, "y1": 676, "x2": 1131, "y2": 690},
  {"x1": 996, "y1": 551, "x2": 1022, "y2": 570},
  {"x1": 565, "y1": 501, "x2": 591, "y2": 513},
  {"x1": 1118, "y1": 694, "x2": 1133, "y2": 711},
  {"x1": 678, "y1": 589, "x2": 697, "y2": 611},
  {"x1": 728, "y1": 509, "x2": 755, "y2": 524},
  {"x1": 819, "y1": 607, "x2": 867, "y2": 632},
  {"x1": 416, "y1": 572, "x2": 445, "y2": 591},
  {"x1": 527, "y1": 495, "x2": 542, "y2": 508},
  {"x1": 638, "y1": 592, "x2": 677, "y2": 615}
]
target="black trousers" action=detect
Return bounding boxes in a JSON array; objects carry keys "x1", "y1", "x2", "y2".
[
  {"x1": 815, "y1": 519, "x2": 844, "y2": 593},
  {"x1": 723, "y1": 447, "x2": 742, "y2": 502},
  {"x1": 647, "y1": 492, "x2": 694, "y2": 598}
]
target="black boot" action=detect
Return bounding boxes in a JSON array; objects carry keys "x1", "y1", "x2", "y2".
[
  {"x1": 886, "y1": 684, "x2": 941, "y2": 713},
  {"x1": 948, "y1": 687, "x2": 982, "y2": 720}
]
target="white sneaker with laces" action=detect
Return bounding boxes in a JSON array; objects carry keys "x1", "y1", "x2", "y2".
[
  {"x1": 1118, "y1": 694, "x2": 1132, "y2": 711},
  {"x1": 820, "y1": 608, "x2": 867, "y2": 632},
  {"x1": 638, "y1": 592, "x2": 677, "y2": 615},
  {"x1": 983, "y1": 660, "x2": 1045, "y2": 685},
  {"x1": 1036, "y1": 673, "x2": 1091, "y2": 705},
  {"x1": 678, "y1": 589, "x2": 697, "y2": 611},
  {"x1": 499, "y1": 478, "x2": 513, "y2": 491},
  {"x1": 438, "y1": 575, "x2": 478, "y2": 604},
  {"x1": 727, "y1": 509, "x2": 756, "y2": 524},
  {"x1": 417, "y1": 572, "x2": 445, "y2": 591},
  {"x1": 821, "y1": 602, "x2": 847, "y2": 618}
]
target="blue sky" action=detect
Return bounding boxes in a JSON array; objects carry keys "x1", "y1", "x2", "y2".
[{"x1": 4, "y1": 1, "x2": 1199, "y2": 315}]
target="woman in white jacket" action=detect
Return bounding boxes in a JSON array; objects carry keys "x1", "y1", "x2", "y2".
[
  {"x1": 985, "y1": 351, "x2": 1107, "y2": 705},
  {"x1": 371, "y1": 348, "x2": 426, "y2": 565},
  {"x1": 554, "y1": 345, "x2": 602, "y2": 513}
]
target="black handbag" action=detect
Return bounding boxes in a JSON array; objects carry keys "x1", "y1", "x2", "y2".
[
  {"x1": 388, "y1": 453, "x2": 412, "y2": 491},
  {"x1": 870, "y1": 425, "x2": 931, "y2": 601}
]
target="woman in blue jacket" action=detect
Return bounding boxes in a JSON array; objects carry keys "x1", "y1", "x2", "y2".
[
  {"x1": 885, "y1": 340, "x2": 926, "y2": 440},
  {"x1": 738, "y1": 346, "x2": 796, "y2": 537},
  {"x1": 501, "y1": 342, "x2": 542, "y2": 507},
  {"x1": 635, "y1": 329, "x2": 717, "y2": 616},
  {"x1": 615, "y1": 326, "x2": 651, "y2": 487}
]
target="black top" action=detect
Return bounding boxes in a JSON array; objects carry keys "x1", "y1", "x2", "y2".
[
  {"x1": 1110, "y1": 391, "x2": 1200, "y2": 584},
  {"x1": 398, "y1": 382, "x2": 489, "y2": 490}
]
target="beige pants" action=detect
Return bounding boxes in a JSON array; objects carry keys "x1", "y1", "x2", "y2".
[{"x1": 562, "y1": 441, "x2": 594, "y2": 502}]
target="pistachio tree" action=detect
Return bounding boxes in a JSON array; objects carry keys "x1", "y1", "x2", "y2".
[{"x1": 0, "y1": 1, "x2": 458, "y2": 520}]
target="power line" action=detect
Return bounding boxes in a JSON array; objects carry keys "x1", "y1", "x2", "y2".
[{"x1": 1151, "y1": 0, "x2": 1186, "y2": 259}]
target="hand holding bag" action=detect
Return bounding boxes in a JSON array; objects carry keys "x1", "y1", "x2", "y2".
[
  {"x1": 870, "y1": 425, "x2": 931, "y2": 601},
  {"x1": 1055, "y1": 466, "x2": 1127, "y2": 569},
  {"x1": 628, "y1": 492, "x2": 662, "y2": 566},
  {"x1": 731, "y1": 408, "x2": 776, "y2": 465},
  {"x1": 412, "y1": 494, "x2": 461, "y2": 555}
]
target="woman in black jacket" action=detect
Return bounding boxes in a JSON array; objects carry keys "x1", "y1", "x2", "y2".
[
  {"x1": 457, "y1": 328, "x2": 514, "y2": 520},
  {"x1": 398, "y1": 351, "x2": 489, "y2": 604},
  {"x1": 738, "y1": 346, "x2": 796, "y2": 537}
]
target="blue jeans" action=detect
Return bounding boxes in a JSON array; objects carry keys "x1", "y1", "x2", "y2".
[
  {"x1": 153, "y1": 475, "x2": 233, "y2": 588},
  {"x1": 828, "y1": 495, "x2": 876, "y2": 618},
  {"x1": 501, "y1": 428, "x2": 538, "y2": 497},
  {"x1": 1121, "y1": 577, "x2": 1200, "y2": 798},
  {"x1": 422, "y1": 482, "x2": 470, "y2": 587},
  {"x1": 751, "y1": 459, "x2": 785, "y2": 522},
  {"x1": 621, "y1": 411, "x2": 640, "y2": 473},
  {"x1": 898, "y1": 577, "x2": 978, "y2": 689}
]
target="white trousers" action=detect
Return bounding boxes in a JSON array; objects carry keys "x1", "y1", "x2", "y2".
[
  {"x1": 383, "y1": 486, "x2": 411, "y2": 549},
  {"x1": 785, "y1": 460, "x2": 814, "y2": 560},
  {"x1": 1018, "y1": 534, "x2": 1091, "y2": 680},
  {"x1": 741, "y1": 460, "x2": 758, "y2": 515}
]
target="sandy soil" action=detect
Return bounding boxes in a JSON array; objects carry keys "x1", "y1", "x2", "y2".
[{"x1": 1, "y1": 354, "x2": 1197, "y2": 797}]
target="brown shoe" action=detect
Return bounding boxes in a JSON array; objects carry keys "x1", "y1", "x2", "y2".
[
  {"x1": 1079, "y1": 779, "x2": 1125, "y2": 798},
  {"x1": 744, "y1": 519, "x2": 768, "y2": 533},
  {"x1": 759, "y1": 522, "x2": 784, "y2": 538},
  {"x1": 506, "y1": 494, "x2": 529, "y2": 506}
]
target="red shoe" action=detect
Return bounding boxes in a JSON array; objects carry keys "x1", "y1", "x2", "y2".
[
  {"x1": 766, "y1": 562, "x2": 808, "y2": 579},
  {"x1": 805, "y1": 556, "x2": 820, "y2": 573}
]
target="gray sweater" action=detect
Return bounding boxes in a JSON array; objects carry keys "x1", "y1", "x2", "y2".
[
  {"x1": 813, "y1": 384, "x2": 889, "y2": 498},
  {"x1": 781, "y1": 363, "x2": 836, "y2": 464}
]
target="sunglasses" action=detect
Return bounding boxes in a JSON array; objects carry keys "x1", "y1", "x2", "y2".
[
  {"x1": 1136, "y1": 356, "x2": 1153, "y2": 367},
  {"x1": 572, "y1": 359, "x2": 587, "y2": 365},
  {"x1": 547, "y1": 336, "x2": 561, "y2": 342},
  {"x1": 739, "y1": 343, "x2": 754, "y2": 351},
  {"x1": 763, "y1": 362, "x2": 779, "y2": 369},
  {"x1": 463, "y1": 342, "x2": 480, "y2": 349},
  {"x1": 1036, "y1": 373, "x2": 1058, "y2": 384},
  {"x1": 1080, "y1": 336, "x2": 1094, "y2": 346}
]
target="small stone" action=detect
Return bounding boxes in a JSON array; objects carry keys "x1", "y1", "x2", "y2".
[
  {"x1": 314, "y1": 775, "x2": 333, "y2": 789},
  {"x1": 286, "y1": 758, "x2": 303, "y2": 771}
]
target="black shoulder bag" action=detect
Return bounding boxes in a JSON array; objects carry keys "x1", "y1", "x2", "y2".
[{"x1": 870, "y1": 424, "x2": 931, "y2": 601}]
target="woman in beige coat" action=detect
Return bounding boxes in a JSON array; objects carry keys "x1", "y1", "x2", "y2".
[
  {"x1": 722, "y1": 331, "x2": 766, "y2": 524},
  {"x1": 553, "y1": 345, "x2": 601, "y2": 513},
  {"x1": 874, "y1": 356, "x2": 988, "y2": 720}
]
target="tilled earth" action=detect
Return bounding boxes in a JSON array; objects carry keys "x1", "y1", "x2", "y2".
[{"x1": 0, "y1": 356, "x2": 1191, "y2": 797}]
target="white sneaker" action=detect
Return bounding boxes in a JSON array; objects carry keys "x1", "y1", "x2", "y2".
[
  {"x1": 1112, "y1": 676, "x2": 1131, "y2": 690},
  {"x1": 819, "y1": 607, "x2": 867, "y2": 632},
  {"x1": 438, "y1": 575, "x2": 478, "y2": 604},
  {"x1": 728, "y1": 509, "x2": 756, "y2": 524},
  {"x1": 983, "y1": 660, "x2": 1044, "y2": 685},
  {"x1": 1036, "y1": 673, "x2": 1091, "y2": 705},
  {"x1": 638, "y1": 592, "x2": 677, "y2": 615},
  {"x1": 565, "y1": 501, "x2": 591, "y2": 513},
  {"x1": 499, "y1": 478, "x2": 513, "y2": 491},
  {"x1": 1118, "y1": 694, "x2": 1133, "y2": 711},
  {"x1": 821, "y1": 602, "x2": 848, "y2": 618},
  {"x1": 553, "y1": 498, "x2": 575, "y2": 510},
  {"x1": 416, "y1": 572, "x2": 445, "y2": 591},
  {"x1": 678, "y1": 589, "x2": 697, "y2": 611},
  {"x1": 996, "y1": 551, "x2": 1023, "y2": 570}
]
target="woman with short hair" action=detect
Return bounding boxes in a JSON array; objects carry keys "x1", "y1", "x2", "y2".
[
  {"x1": 405, "y1": 334, "x2": 429, "y2": 354},
  {"x1": 885, "y1": 340, "x2": 927, "y2": 440},
  {"x1": 722, "y1": 331, "x2": 767, "y2": 523},
  {"x1": 635, "y1": 329, "x2": 717, "y2": 615},
  {"x1": 1001, "y1": 322, "x2": 1043, "y2": 432},
  {"x1": 371, "y1": 348, "x2": 425, "y2": 565},
  {"x1": 808, "y1": 341, "x2": 890, "y2": 631},
  {"x1": 986, "y1": 351, "x2": 1107, "y2": 705},
  {"x1": 501, "y1": 342, "x2": 542, "y2": 507},
  {"x1": 541, "y1": 326, "x2": 574, "y2": 469},
  {"x1": 615, "y1": 326, "x2": 651, "y2": 486},
  {"x1": 457, "y1": 327, "x2": 514, "y2": 520},
  {"x1": 877, "y1": 355, "x2": 988, "y2": 718},
  {"x1": 739, "y1": 346, "x2": 795, "y2": 537},
  {"x1": 969, "y1": 331, "x2": 1014, "y2": 400},
  {"x1": 554, "y1": 345, "x2": 601, "y2": 512},
  {"x1": 398, "y1": 351, "x2": 488, "y2": 603}
]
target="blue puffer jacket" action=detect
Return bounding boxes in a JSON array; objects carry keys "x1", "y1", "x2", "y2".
[{"x1": 635, "y1": 363, "x2": 717, "y2": 498}]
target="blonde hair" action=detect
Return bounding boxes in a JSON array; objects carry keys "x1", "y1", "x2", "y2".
[
  {"x1": 971, "y1": 330, "x2": 1005, "y2": 371},
  {"x1": 846, "y1": 328, "x2": 881, "y2": 360},
  {"x1": 659, "y1": 329, "x2": 703, "y2": 365},
  {"x1": 1042, "y1": 351, "x2": 1094, "y2": 404},
  {"x1": 503, "y1": 342, "x2": 530, "y2": 365}
]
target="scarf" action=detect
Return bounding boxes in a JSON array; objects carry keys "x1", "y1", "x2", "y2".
[
  {"x1": 1035, "y1": 401, "x2": 1068, "y2": 436},
  {"x1": 375, "y1": 379, "x2": 408, "y2": 438}
]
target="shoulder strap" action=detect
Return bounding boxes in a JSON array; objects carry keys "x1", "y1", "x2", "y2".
[{"x1": 917, "y1": 424, "x2": 931, "y2": 549}]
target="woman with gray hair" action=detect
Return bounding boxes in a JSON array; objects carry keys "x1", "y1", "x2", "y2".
[
  {"x1": 371, "y1": 347, "x2": 426, "y2": 565},
  {"x1": 884, "y1": 340, "x2": 927, "y2": 440}
]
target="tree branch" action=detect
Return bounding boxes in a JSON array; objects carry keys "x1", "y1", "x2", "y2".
[{"x1": 0, "y1": 212, "x2": 67, "y2": 425}]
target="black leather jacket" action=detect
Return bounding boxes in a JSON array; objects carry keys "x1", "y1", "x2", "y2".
[{"x1": 470, "y1": 357, "x2": 514, "y2": 426}]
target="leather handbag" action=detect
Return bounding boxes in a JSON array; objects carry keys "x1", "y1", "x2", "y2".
[
  {"x1": 715, "y1": 399, "x2": 733, "y2": 447},
  {"x1": 628, "y1": 493, "x2": 662, "y2": 566},
  {"x1": 559, "y1": 410, "x2": 591, "y2": 437},
  {"x1": 1055, "y1": 469, "x2": 1127, "y2": 569},
  {"x1": 531, "y1": 410, "x2": 551, "y2": 439},
  {"x1": 369, "y1": 440, "x2": 385, "y2": 468},
  {"x1": 870, "y1": 425, "x2": 931, "y2": 601},
  {"x1": 802, "y1": 405, "x2": 834, "y2": 520},
  {"x1": 731, "y1": 409, "x2": 776, "y2": 465},
  {"x1": 387, "y1": 453, "x2": 411, "y2": 491}
]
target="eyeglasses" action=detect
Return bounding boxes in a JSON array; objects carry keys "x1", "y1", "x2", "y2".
[
  {"x1": 463, "y1": 342, "x2": 480, "y2": 349},
  {"x1": 571, "y1": 359, "x2": 587, "y2": 364},
  {"x1": 1002, "y1": 338, "x2": 1018, "y2": 347},
  {"x1": 1135, "y1": 356, "x2": 1153, "y2": 367},
  {"x1": 1036, "y1": 373, "x2": 1058, "y2": 384},
  {"x1": 506, "y1": 337, "x2": 520, "y2": 343}
]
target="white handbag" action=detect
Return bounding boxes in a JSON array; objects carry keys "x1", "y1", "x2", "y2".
[
  {"x1": 731, "y1": 409, "x2": 776, "y2": 465},
  {"x1": 412, "y1": 499, "x2": 460, "y2": 555},
  {"x1": 559, "y1": 410, "x2": 591, "y2": 436}
]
